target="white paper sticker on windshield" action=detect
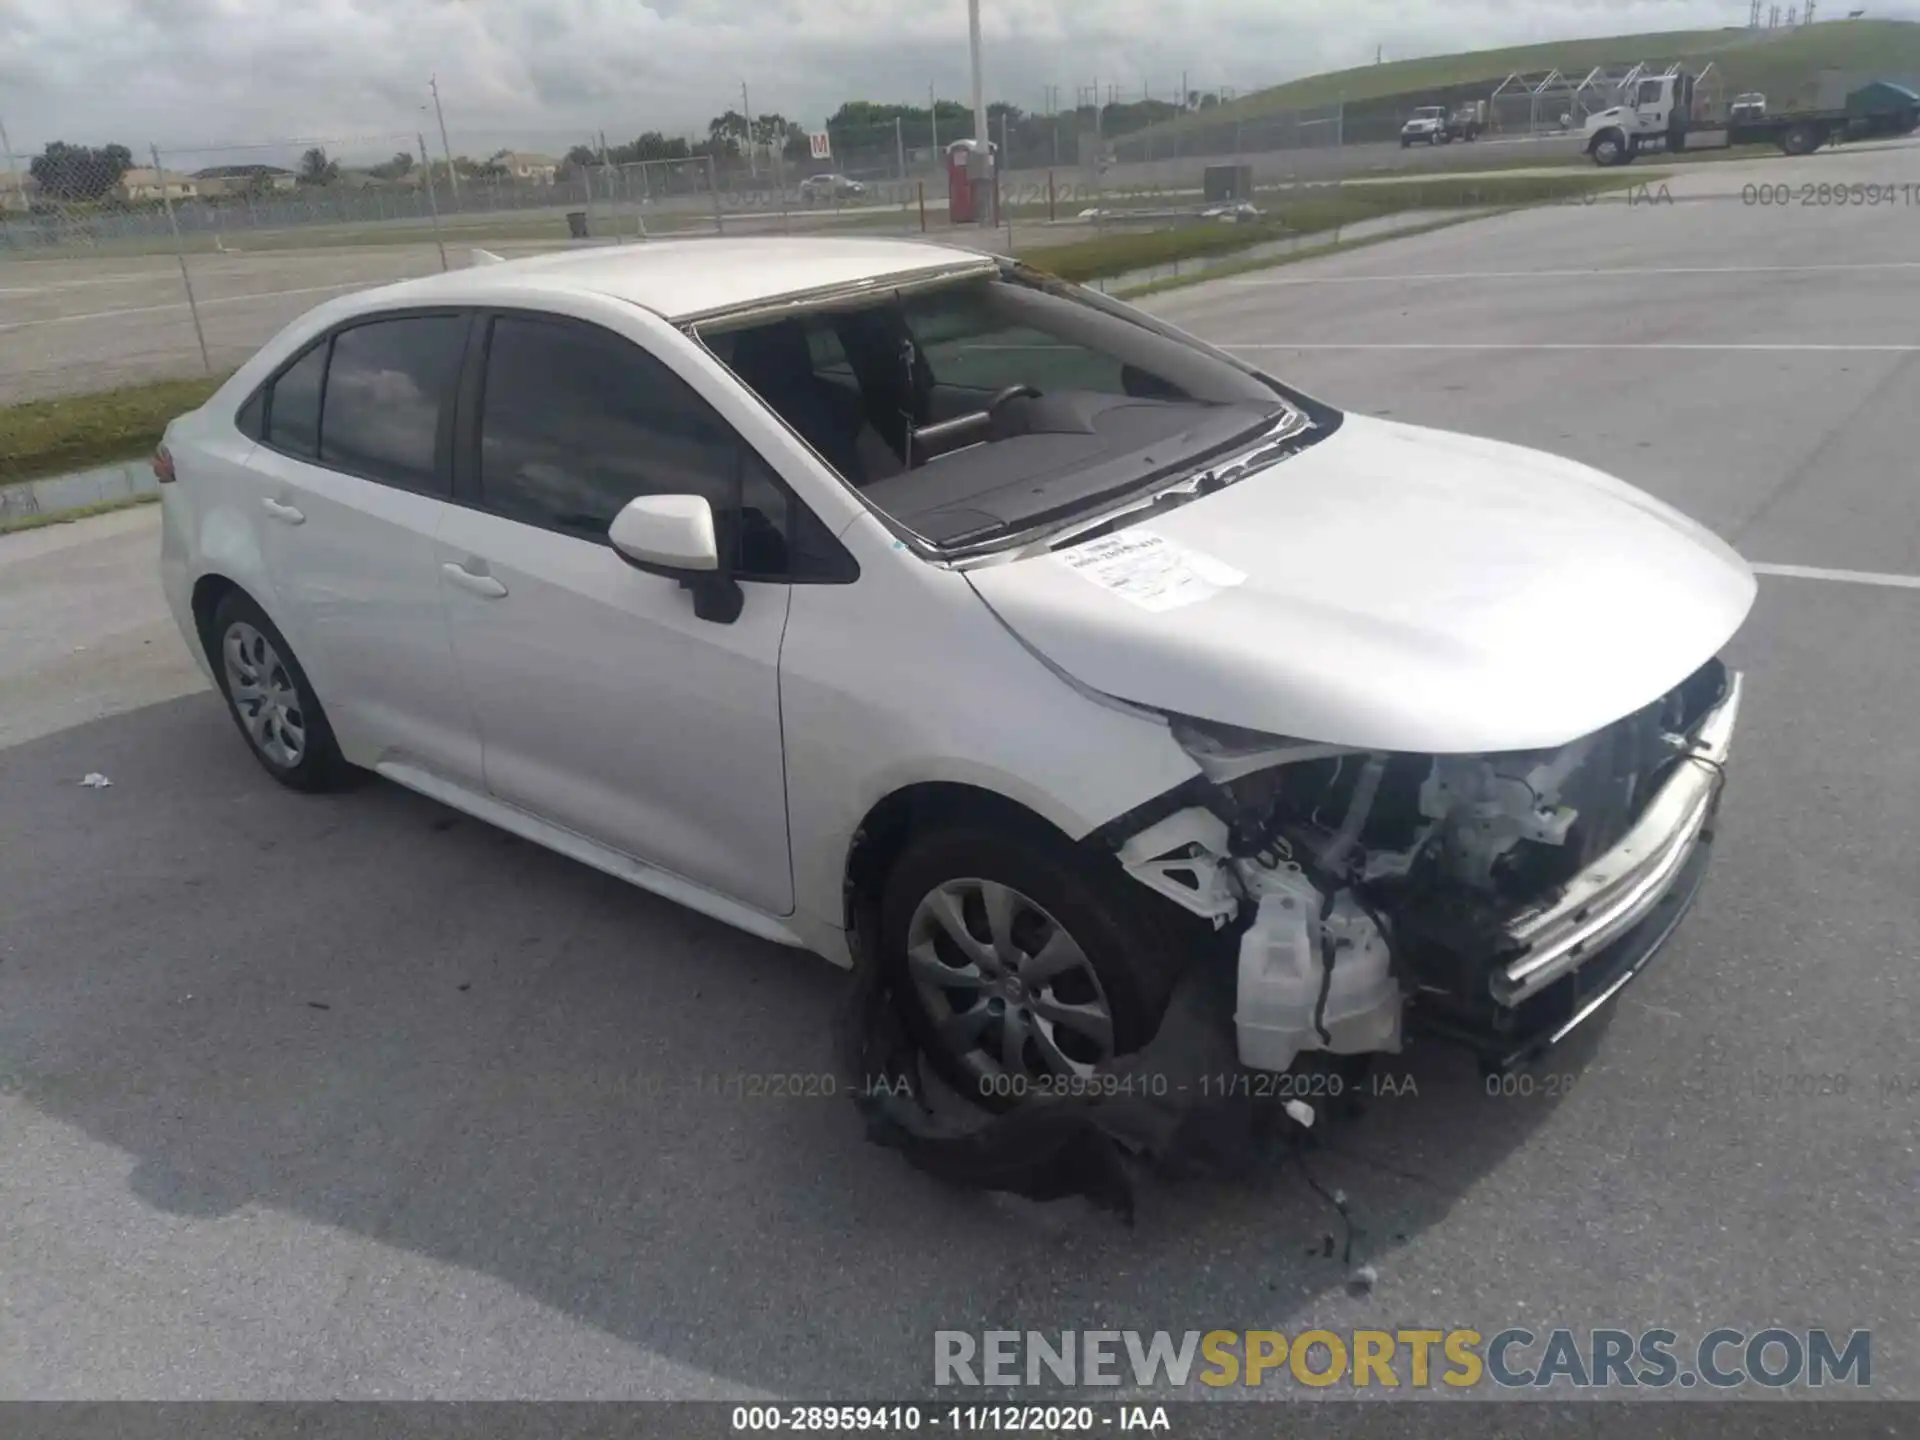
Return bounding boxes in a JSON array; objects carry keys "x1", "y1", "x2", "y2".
[{"x1": 1055, "y1": 530, "x2": 1246, "y2": 612}]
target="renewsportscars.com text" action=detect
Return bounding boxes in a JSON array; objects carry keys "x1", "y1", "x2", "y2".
[{"x1": 933, "y1": 1327, "x2": 1871, "y2": 1391}]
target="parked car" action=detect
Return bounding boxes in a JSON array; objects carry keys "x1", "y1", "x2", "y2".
[
  {"x1": 1401, "y1": 105, "x2": 1449, "y2": 145},
  {"x1": 154, "y1": 236, "x2": 1751, "y2": 1120},
  {"x1": 799, "y1": 172, "x2": 866, "y2": 203}
]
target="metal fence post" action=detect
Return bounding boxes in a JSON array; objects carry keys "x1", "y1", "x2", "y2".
[
  {"x1": 708, "y1": 155, "x2": 723, "y2": 234},
  {"x1": 416, "y1": 133, "x2": 449, "y2": 271},
  {"x1": 151, "y1": 145, "x2": 213, "y2": 375}
]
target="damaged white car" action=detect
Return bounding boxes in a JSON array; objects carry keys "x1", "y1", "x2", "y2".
[{"x1": 156, "y1": 237, "x2": 1751, "y2": 1169}]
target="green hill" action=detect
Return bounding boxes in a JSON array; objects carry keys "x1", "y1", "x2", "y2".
[{"x1": 1156, "y1": 18, "x2": 1920, "y2": 128}]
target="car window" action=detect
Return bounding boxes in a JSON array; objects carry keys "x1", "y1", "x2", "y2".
[
  {"x1": 911, "y1": 286, "x2": 1131, "y2": 396},
  {"x1": 265, "y1": 341, "x2": 326, "y2": 458},
  {"x1": 317, "y1": 316, "x2": 464, "y2": 493},
  {"x1": 477, "y1": 314, "x2": 815, "y2": 579}
]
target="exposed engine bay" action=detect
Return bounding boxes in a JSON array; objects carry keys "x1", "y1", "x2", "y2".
[
  {"x1": 840, "y1": 658, "x2": 1739, "y2": 1218},
  {"x1": 1131, "y1": 653, "x2": 1738, "y2": 1074}
]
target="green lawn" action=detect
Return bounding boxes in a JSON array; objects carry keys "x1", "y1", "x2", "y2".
[
  {"x1": 1018, "y1": 171, "x2": 1641, "y2": 282},
  {"x1": 0, "y1": 376, "x2": 226, "y2": 487},
  {"x1": 1140, "y1": 19, "x2": 1920, "y2": 132}
]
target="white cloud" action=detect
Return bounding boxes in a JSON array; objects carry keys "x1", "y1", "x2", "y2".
[{"x1": 0, "y1": 0, "x2": 1845, "y2": 164}]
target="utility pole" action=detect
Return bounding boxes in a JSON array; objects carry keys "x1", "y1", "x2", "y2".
[
  {"x1": 968, "y1": 0, "x2": 988, "y2": 147},
  {"x1": 429, "y1": 74, "x2": 459, "y2": 202},
  {"x1": 0, "y1": 116, "x2": 20, "y2": 213},
  {"x1": 895, "y1": 115, "x2": 906, "y2": 180},
  {"x1": 930, "y1": 83, "x2": 939, "y2": 152},
  {"x1": 1377, "y1": 43, "x2": 1384, "y2": 64},
  {"x1": 741, "y1": 81, "x2": 757, "y2": 178}
]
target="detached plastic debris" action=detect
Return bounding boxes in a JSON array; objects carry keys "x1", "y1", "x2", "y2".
[
  {"x1": 79, "y1": 773, "x2": 113, "y2": 788},
  {"x1": 1347, "y1": 1263, "x2": 1379, "y2": 1297},
  {"x1": 838, "y1": 949, "x2": 1314, "y2": 1222}
]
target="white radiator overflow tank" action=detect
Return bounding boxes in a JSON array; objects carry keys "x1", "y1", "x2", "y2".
[{"x1": 1233, "y1": 860, "x2": 1402, "y2": 1072}]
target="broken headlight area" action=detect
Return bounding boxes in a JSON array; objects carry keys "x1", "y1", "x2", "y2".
[{"x1": 840, "y1": 658, "x2": 1737, "y2": 1216}]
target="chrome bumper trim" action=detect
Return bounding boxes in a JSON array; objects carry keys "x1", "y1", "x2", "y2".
[{"x1": 1493, "y1": 670, "x2": 1741, "y2": 1008}]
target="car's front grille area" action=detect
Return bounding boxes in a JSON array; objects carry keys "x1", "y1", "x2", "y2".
[{"x1": 1494, "y1": 665, "x2": 1739, "y2": 1007}]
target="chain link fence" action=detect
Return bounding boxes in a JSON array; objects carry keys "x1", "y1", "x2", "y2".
[{"x1": 0, "y1": 134, "x2": 458, "y2": 404}]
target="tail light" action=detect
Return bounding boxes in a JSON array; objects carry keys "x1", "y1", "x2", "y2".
[{"x1": 153, "y1": 444, "x2": 176, "y2": 484}]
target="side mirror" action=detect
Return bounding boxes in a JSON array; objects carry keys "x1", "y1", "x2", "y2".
[{"x1": 608, "y1": 494, "x2": 743, "y2": 624}]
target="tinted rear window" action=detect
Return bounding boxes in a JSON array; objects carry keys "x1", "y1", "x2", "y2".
[
  {"x1": 318, "y1": 316, "x2": 464, "y2": 493},
  {"x1": 266, "y1": 342, "x2": 326, "y2": 458}
]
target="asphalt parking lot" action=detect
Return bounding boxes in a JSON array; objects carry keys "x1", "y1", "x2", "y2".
[{"x1": 2, "y1": 140, "x2": 1917, "y2": 1402}]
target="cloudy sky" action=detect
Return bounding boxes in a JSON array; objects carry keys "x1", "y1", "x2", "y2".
[{"x1": 0, "y1": 0, "x2": 1864, "y2": 163}]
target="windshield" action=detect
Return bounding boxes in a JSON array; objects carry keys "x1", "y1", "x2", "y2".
[
  {"x1": 1413, "y1": 107, "x2": 1445, "y2": 119},
  {"x1": 697, "y1": 267, "x2": 1295, "y2": 550}
]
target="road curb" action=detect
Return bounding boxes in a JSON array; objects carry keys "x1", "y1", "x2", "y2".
[{"x1": 0, "y1": 459, "x2": 158, "y2": 525}]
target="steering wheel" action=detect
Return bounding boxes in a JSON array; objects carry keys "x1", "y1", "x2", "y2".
[
  {"x1": 984, "y1": 383, "x2": 1041, "y2": 418},
  {"x1": 907, "y1": 385, "x2": 1042, "y2": 467}
]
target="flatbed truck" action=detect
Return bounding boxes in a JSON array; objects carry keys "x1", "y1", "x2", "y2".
[{"x1": 1584, "y1": 70, "x2": 1920, "y2": 166}]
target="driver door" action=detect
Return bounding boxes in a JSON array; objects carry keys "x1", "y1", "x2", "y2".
[
  {"x1": 1634, "y1": 79, "x2": 1669, "y2": 136},
  {"x1": 435, "y1": 311, "x2": 798, "y2": 915}
]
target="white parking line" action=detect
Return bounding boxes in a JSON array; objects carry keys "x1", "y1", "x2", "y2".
[
  {"x1": 1223, "y1": 342, "x2": 1920, "y2": 352},
  {"x1": 1219, "y1": 261, "x2": 1920, "y2": 287},
  {"x1": 1750, "y1": 562, "x2": 1920, "y2": 590}
]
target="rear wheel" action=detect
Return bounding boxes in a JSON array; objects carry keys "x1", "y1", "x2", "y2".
[
  {"x1": 880, "y1": 825, "x2": 1193, "y2": 1112},
  {"x1": 209, "y1": 591, "x2": 351, "y2": 792},
  {"x1": 1781, "y1": 122, "x2": 1823, "y2": 156}
]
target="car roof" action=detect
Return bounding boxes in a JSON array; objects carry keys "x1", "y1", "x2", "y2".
[{"x1": 354, "y1": 235, "x2": 990, "y2": 324}]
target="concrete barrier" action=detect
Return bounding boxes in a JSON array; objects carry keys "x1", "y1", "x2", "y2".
[{"x1": 0, "y1": 459, "x2": 160, "y2": 525}]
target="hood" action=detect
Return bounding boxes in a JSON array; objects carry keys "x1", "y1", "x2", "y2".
[{"x1": 965, "y1": 415, "x2": 1755, "y2": 755}]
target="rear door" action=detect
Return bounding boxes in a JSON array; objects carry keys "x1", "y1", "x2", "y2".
[
  {"x1": 246, "y1": 311, "x2": 482, "y2": 782},
  {"x1": 434, "y1": 310, "x2": 816, "y2": 915}
]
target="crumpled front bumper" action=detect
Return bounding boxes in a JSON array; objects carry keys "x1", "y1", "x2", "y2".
[
  {"x1": 1496, "y1": 669, "x2": 1741, "y2": 1008},
  {"x1": 1409, "y1": 667, "x2": 1741, "y2": 1072}
]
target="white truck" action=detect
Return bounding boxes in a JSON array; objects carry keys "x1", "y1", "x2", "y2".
[{"x1": 1584, "y1": 69, "x2": 1866, "y2": 166}]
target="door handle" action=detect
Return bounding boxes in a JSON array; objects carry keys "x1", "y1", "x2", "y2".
[
  {"x1": 261, "y1": 497, "x2": 305, "y2": 525},
  {"x1": 442, "y1": 561, "x2": 508, "y2": 599}
]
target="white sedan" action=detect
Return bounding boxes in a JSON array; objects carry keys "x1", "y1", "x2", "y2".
[{"x1": 155, "y1": 236, "x2": 1751, "y2": 1111}]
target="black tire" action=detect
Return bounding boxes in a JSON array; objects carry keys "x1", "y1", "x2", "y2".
[
  {"x1": 207, "y1": 590, "x2": 352, "y2": 792},
  {"x1": 1781, "y1": 122, "x2": 1821, "y2": 156},
  {"x1": 879, "y1": 823, "x2": 1194, "y2": 1112},
  {"x1": 1590, "y1": 129, "x2": 1627, "y2": 166}
]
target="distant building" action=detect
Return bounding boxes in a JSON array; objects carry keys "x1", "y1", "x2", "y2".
[
  {"x1": 192, "y1": 164, "x2": 298, "y2": 197},
  {"x1": 117, "y1": 167, "x2": 199, "y2": 202},
  {"x1": 0, "y1": 169, "x2": 39, "y2": 210},
  {"x1": 499, "y1": 151, "x2": 560, "y2": 184}
]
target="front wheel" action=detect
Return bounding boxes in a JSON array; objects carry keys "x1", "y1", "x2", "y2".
[
  {"x1": 879, "y1": 825, "x2": 1192, "y2": 1112},
  {"x1": 1590, "y1": 129, "x2": 1627, "y2": 166}
]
